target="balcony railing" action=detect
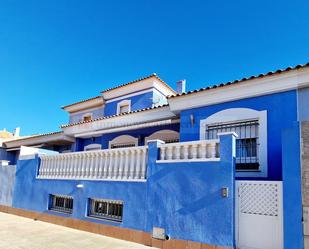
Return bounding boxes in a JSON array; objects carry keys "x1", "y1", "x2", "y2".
[
  {"x1": 38, "y1": 146, "x2": 148, "y2": 181},
  {"x1": 157, "y1": 139, "x2": 220, "y2": 162}
]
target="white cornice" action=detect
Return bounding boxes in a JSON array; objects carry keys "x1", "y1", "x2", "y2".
[
  {"x1": 62, "y1": 106, "x2": 177, "y2": 137},
  {"x1": 168, "y1": 68, "x2": 309, "y2": 112},
  {"x1": 3, "y1": 134, "x2": 75, "y2": 149},
  {"x1": 102, "y1": 78, "x2": 175, "y2": 100},
  {"x1": 63, "y1": 97, "x2": 104, "y2": 113}
]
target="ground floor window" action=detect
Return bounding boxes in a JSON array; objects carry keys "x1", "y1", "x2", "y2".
[
  {"x1": 88, "y1": 198, "x2": 123, "y2": 222},
  {"x1": 206, "y1": 119, "x2": 260, "y2": 170},
  {"x1": 49, "y1": 194, "x2": 73, "y2": 214}
]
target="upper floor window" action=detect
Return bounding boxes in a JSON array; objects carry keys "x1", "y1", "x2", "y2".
[
  {"x1": 82, "y1": 113, "x2": 93, "y2": 122},
  {"x1": 117, "y1": 100, "x2": 131, "y2": 114}
]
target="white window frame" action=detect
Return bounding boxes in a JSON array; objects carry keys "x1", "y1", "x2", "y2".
[
  {"x1": 200, "y1": 108, "x2": 268, "y2": 178},
  {"x1": 117, "y1": 100, "x2": 131, "y2": 115},
  {"x1": 84, "y1": 143, "x2": 102, "y2": 151},
  {"x1": 144, "y1": 130, "x2": 179, "y2": 144},
  {"x1": 108, "y1": 135, "x2": 138, "y2": 149}
]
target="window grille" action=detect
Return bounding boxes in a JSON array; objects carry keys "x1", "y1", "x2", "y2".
[
  {"x1": 110, "y1": 143, "x2": 136, "y2": 149},
  {"x1": 88, "y1": 198, "x2": 123, "y2": 222},
  {"x1": 206, "y1": 120, "x2": 259, "y2": 170},
  {"x1": 49, "y1": 194, "x2": 73, "y2": 214}
]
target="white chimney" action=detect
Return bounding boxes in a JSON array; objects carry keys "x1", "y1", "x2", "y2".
[
  {"x1": 176, "y1": 79, "x2": 186, "y2": 94},
  {"x1": 14, "y1": 127, "x2": 20, "y2": 137}
]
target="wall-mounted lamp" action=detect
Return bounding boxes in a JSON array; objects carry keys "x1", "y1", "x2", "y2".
[
  {"x1": 76, "y1": 184, "x2": 84, "y2": 189},
  {"x1": 190, "y1": 114, "x2": 195, "y2": 126}
]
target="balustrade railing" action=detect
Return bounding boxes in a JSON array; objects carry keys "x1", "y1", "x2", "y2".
[
  {"x1": 38, "y1": 146, "x2": 148, "y2": 180},
  {"x1": 158, "y1": 139, "x2": 220, "y2": 162}
]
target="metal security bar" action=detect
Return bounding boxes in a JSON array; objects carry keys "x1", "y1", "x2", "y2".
[
  {"x1": 49, "y1": 194, "x2": 73, "y2": 214},
  {"x1": 88, "y1": 198, "x2": 123, "y2": 222},
  {"x1": 110, "y1": 143, "x2": 136, "y2": 149},
  {"x1": 206, "y1": 120, "x2": 259, "y2": 170}
]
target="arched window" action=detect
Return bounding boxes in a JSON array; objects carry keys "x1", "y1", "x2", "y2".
[
  {"x1": 108, "y1": 135, "x2": 138, "y2": 149},
  {"x1": 200, "y1": 108, "x2": 267, "y2": 177},
  {"x1": 144, "y1": 130, "x2": 179, "y2": 144},
  {"x1": 84, "y1": 143, "x2": 102, "y2": 151}
]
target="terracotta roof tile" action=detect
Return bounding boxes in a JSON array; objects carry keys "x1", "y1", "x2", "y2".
[
  {"x1": 61, "y1": 96, "x2": 103, "y2": 109},
  {"x1": 101, "y1": 73, "x2": 176, "y2": 94},
  {"x1": 61, "y1": 104, "x2": 169, "y2": 128},
  {"x1": 168, "y1": 62, "x2": 309, "y2": 99}
]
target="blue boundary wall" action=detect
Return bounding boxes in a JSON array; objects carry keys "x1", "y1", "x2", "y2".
[
  {"x1": 282, "y1": 122, "x2": 303, "y2": 249},
  {"x1": 12, "y1": 134, "x2": 236, "y2": 248}
]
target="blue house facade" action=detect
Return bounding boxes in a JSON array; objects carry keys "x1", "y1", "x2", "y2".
[{"x1": 0, "y1": 65, "x2": 309, "y2": 249}]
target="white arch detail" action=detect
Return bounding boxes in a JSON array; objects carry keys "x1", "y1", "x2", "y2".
[
  {"x1": 108, "y1": 135, "x2": 138, "y2": 149},
  {"x1": 144, "y1": 129, "x2": 179, "y2": 144}
]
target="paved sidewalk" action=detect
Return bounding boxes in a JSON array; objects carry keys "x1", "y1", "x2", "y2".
[{"x1": 0, "y1": 212, "x2": 154, "y2": 249}]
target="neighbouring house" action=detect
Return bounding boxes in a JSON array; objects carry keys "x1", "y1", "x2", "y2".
[{"x1": 0, "y1": 65, "x2": 308, "y2": 248}]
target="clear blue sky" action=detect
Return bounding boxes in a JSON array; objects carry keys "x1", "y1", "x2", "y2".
[{"x1": 1, "y1": 0, "x2": 309, "y2": 135}]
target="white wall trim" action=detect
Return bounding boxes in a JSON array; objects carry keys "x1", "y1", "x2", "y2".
[
  {"x1": 108, "y1": 135, "x2": 138, "y2": 149},
  {"x1": 102, "y1": 77, "x2": 175, "y2": 100},
  {"x1": 144, "y1": 129, "x2": 179, "y2": 144},
  {"x1": 168, "y1": 68, "x2": 309, "y2": 112},
  {"x1": 69, "y1": 106, "x2": 104, "y2": 116},
  {"x1": 116, "y1": 99, "x2": 131, "y2": 114},
  {"x1": 84, "y1": 143, "x2": 102, "y2": 151},
  {"x1": 200, "y1": 108, "x2": 268, "y2": 178},
  {"x1": 63, "y1": 97, "x2": 104, "y2": 113}
]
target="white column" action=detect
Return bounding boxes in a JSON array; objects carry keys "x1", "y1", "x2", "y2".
[
  {"x1": 167, "y1": 146, "x2": 173, "y2": 160},
  {"x1": 113, "y1": 150, "x2": 119, "y2": 179},
  {"x1": 135, "y1": 149, "x2": 141, "y2": 179},
  {"x1": 160, "y1": 146, "x2": 166, "y2": 160},
  {"x1": 103, "y1": 152, "x2": 109, "y2": 178},
  {"x1": 183, "y1": 145, "x2": 189, "y2": 159},
  {"x1": 175, "y1": 145, "x2": 181, "y2": 160},
  {"x1": 129, "y1": 150, "x2": 135, "y2": 179},
  {"x1": 191, "y1": 144, "x2": 198, "y2": 159},
  {"x1": 118, "y1": 150, "x2": 125, "y2": 179},
  {"x1": 210, "y1": 142, "x2": 217, "y2": 159},
  {"x1": 140, "y1": 148, "x2": 147, "y2": 179},
  {"x1": 200, "y1": 142, "x2": 207, "y2": 159},
  {"x1": 124, "y1": 150, "x2": 130, "y2": 179}
]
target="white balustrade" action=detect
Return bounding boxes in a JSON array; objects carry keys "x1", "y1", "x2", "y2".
[
  {"x1": 38, "y1": 146, "x2": 148, "y2": 181},
  {"x1": 158, "y1": 139, "x2": 220, "y2": 162}
]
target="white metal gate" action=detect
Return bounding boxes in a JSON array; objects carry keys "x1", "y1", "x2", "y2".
[{"x1": 236, "y1": 181, "x2": 283, "y2": 249}]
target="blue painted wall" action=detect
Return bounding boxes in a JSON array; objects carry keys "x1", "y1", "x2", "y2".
[
  {"x1": 0, "y1": 148, "x2": 18, "y2": 165},
  {"x1": 75, "y1": 123, "x2": 180, "y2": 151},
  {"x1": 282, "y1": 122, "x2": 303, "y2": 249},
  {"x1": 12, "y1": 134, "x2": 236, "y2": 248},
  {"x1": 69, "y1": 107, "x2": 104, "y2": 124},
  {"x1": 180, "y1": 90, "x2": 298, "y2": 180},
  {"x1": 104, "y1": 91, "x2": 154, "y2": 116}
]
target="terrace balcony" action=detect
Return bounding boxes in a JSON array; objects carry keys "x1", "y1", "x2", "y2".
[{"x1": 37, "y1": 139, "x2": 220, "y2": 181}]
